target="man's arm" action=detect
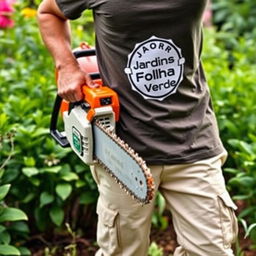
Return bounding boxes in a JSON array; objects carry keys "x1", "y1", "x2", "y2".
[{"x1": 37, "y1": 0, "x2": 94, "y2": 102}]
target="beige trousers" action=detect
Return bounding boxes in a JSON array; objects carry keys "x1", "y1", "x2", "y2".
[{"x1": 90, "y1": 152, "x2": 238, "y2": 256}]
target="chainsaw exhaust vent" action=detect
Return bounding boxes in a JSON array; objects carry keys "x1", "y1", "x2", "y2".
[{"x1": 98, "y1": 116, "x2": 112, "y2": 128}]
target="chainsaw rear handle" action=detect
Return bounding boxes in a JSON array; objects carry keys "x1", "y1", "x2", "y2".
[
  {"x1": 50, "y1": 49, "x2": 100, "y2": 148},
  {"x1": 50, "y1": 94, "x2": 70, "y2": 147}
]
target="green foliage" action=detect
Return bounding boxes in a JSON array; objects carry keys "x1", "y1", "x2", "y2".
[
  {"x1": 0, "y1": 245, "x2": 21, "y2": 256},
  {"x1": 202, "y1": 27, "x2": 256, "y2": 241},
  {"x1": 152, "y1": 193, "x2": 168, "y2": 230},
  {"x1": 0, "y1": 1, "x2": 97, "y2": 247},
  {"x1": 0, "y1": 182, "x2": 29, "y2": 254},
  {"x1": 148, "y1": 242, "x2": 164, "y2": 256},
  {"x1": 212, "y1": 0, "x2": 256, "y2": 38}
]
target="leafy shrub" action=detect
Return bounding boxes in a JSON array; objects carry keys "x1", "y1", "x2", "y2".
[
  {"x1": 212, "y1": 0, "x2": 256, "y2": 39},
  {"x1": 0, "y1": 184, "x2": 29, "y2": 255},
  {"x1": 202, "y1": 28, "x2": 256, "y2": 242},
  {"x1": 0, "y1": 2, "x2": 97, "y2": 246},
  {"x1": 0, "y1": 125, "x2": 30, "y2": 255}
]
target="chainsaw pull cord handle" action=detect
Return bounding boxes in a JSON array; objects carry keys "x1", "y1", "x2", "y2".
[{"x1": 50, "y1": 48, "x2": 100, "y2": 148}]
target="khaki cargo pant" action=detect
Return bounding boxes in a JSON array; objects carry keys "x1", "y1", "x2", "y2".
[{"x1": 90, "y1": 152, "x2": 238, "y2": 256}]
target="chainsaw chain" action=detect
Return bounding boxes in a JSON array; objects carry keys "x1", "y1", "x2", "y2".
[{"x1": 94, "y1": 120, "x2": 155, "y2": 204}]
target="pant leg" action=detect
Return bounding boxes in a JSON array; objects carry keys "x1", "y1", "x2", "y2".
[
  {"x1": 90, "y1": 164, "x2": 162, "y2": 256},
  {"x1": 159, "y1": 152, "x2": 238, "y2": 256}
]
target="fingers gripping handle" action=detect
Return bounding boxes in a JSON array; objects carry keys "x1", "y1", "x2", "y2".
[{"x1": 50, "y1": 48, "x2": 100, "y2": 147}]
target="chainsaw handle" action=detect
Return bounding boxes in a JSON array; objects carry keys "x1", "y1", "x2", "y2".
[
  {"x1": 73, "y1": 48, "x2": 101, "y2": 80},
  {"x1": 50, "y1": 48, "x2": 101, "y2": 148},
  {"x1": 73, "y1": 48, "x2": 96, "y2": 58},
  {"x1": 50, "y1": 94, "x2": 70, "y2": 148}
]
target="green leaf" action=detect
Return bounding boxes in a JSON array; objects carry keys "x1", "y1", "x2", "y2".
[
  {"x1": 56, "y1": 183, "x2": 72, "y2": 201},
  {"x1": 29, "y1": 177, "x2": 40, "y2": 186},
  {"x1": 32, "y1": 128, "x2": 49, "y2": 138},
  {"x1": 22, "y1": 167, "x2": 39, "y2": 177},
  {"x1": 224, "y1": 168, "x2": 239, "y2": 174},
  {"x1": 2, "y1": 168, "x2": 19, "y2": 183},
  {"x1": 0, "y1": 169, "x2": 4, "y2": 179},
  {"x1": 0, "y1": 244, "x2": 20, "y2": 255},
  {"x1": 0, "y1": 113, "x2": 8, "y2": 128},
  {"x1": 22, "y1": 193, "x2": 36, "y2": 204},
  {"x1": 0, "y1": 225, "x2": 6, "y2": 233},
  {"x1": 240, "y1": 141, "x2": 254, "y2": 155},
  {"x1": 0, "y1": 208, "x2": 28, "y2": 222},
  {"x1": 61, "y1": 172, "x2": 79, "y2": 182},
  {"x1": 237, "y1": 176, "x2": 255, "y2": 187},
  {"x1": 245, "y1": 223, "x2": 256, "y2": 238},
  {"x1": 238, "y1": 218, "x2": 248, "y2": 232},
  {"x1": 0, "y1": 230, "x2": 11, "y2": 244},
  {"x1": 9, "y1": 222, "x2": 29, "y2": 233},
  {"x1": 75, "y1": 180, "x2": 86, "y2": 188},
  {"x1": 228, "y1": 139, "x2": 240, "y2": 148},
  {"x1": 229, "y1": 176, "x2": 255, "y2": 187},
  {"x1": 50, "y1": 206, "x2": 64, "y2": 226},
  {"x1": 0, "y1": 184, "x2": 11, "y2": 201},
  {"x1": 40, "y1": 192, "x2": 54, "y2": 208},
  {"x1": 232, "y1": 194, "x2": 253, "y2": 201},
  {"x1": 75, "y1": 164, "x2": 89, "y2": 173},
  {"x1": 18, "y1": 247, "x2": 31, "y2": 256},
  {"x1": 157, "y1": 193, "x2": 166, "y2": 215},
  {"x1": 151, "y1": 214, "x2": 158, "y2": 227},
  {"x1": 238, "y1": 206, "x2": 256, "y2": 219},
  {"x1": 23, "y1": 157, "x2": 36, "y2": 167},
  {"x1": 42, "y1": 166, "x2": 62, "y2": 174}
]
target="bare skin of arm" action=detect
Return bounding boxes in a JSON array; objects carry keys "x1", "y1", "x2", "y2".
[{"x1": 37, "y1": 0, "x2": 94, "y2": 102}]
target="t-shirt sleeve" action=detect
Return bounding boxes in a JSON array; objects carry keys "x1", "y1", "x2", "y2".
[{"x1": 55, "y1": 0, "x2": 89, "y2": 20}]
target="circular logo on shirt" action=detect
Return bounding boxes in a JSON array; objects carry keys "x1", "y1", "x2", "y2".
[{"x1": 124, "y1": 36, "x2": 185, "y2": 101}]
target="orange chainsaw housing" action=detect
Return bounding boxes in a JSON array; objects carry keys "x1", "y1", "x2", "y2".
[
  {"x1": 59, "y1": 43, "x2": 119, "y2": 122},
  {"x1": 82, "y1": 85, "x2": 119, "y2": 122}
]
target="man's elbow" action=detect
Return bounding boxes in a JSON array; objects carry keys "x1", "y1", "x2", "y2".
[
  {"x1": 37, "y1": 0, "x2": 66, "y2": 23},
  {"x1": 37, "y1": 2, "x2": 48, "y2": 23}
]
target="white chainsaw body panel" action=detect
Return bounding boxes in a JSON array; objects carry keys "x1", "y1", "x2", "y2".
[{"x1": 63, "y1": 106, "x2": 115, "y2": 164}]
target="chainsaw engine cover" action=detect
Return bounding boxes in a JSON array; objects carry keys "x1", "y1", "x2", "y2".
[{"x1": 63, "y1": 105, "x2": 115, "y2": 165}]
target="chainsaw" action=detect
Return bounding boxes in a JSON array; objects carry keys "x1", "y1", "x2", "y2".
[{"x1": 50, "y1": 44, "x2": 155, "y2": 204}]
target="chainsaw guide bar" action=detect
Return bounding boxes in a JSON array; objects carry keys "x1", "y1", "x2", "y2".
[{"x1": 93, "y1": 120, "x2": 155, "y2": 204}]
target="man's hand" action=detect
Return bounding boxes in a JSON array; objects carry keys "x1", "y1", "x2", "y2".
[{"x1": 57, "y1": 63, "x2": 96, "y2": 102}]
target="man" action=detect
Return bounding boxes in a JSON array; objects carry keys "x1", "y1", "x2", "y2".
[{"x1": 37, "y1": 1, "x2": 238, "y2": 255}]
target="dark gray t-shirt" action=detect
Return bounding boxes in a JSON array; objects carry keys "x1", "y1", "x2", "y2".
[{"x1": 56, "y1": 0, "x2": 225, "y2": 164}]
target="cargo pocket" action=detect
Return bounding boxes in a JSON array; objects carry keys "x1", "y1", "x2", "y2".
[
  {"x1": 218, "y1": 191, "x2": 238, "y2": 249},
  {"x1": 96, "y1": 201, "x2": 120, "y2": 255}
]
